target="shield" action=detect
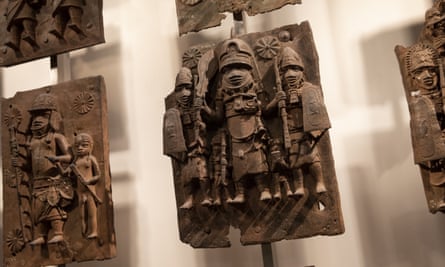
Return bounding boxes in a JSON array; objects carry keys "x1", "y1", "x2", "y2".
[
  {"x1": 410, "y1": 96, "x2": 445, "y2": 164},
  {"x1": 301, "y1": 83, "x2": 331, "y2": 132},
  {"x1": 163, "y1": 108, "x2": 187, "y2": 160},
  {"x1": 47, "y1": 186, "x2": 60, "y2": 206}
]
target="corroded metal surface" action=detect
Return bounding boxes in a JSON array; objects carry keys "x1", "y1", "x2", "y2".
[
  {"x1": 164, "y1": 22, "x2": 344, "y2": 247},
  {"x1": 175, "y1": 0, "x2": 302, "y2": 35},
  {"x1": 0, "y1": 0, "x2": 104, "y2": 66},
  {"x1": 2, "y1": 76, "x2": 116, "y2": 266},
  {"x1": 395, "y1": 0, "x2": 445, "y2": 214}
]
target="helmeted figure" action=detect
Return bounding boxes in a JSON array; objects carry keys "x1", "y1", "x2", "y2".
[
  {"x1": 206, "y1": 38, "x2": 271, "y2": 203},
  {"x1": 421, "y1": 0, "x2": 445, "y2": 56},
  {"x1": 164, "y1": 67, "x2": 211, "y2": 209},
  {"x1": 405, "y1": 43, "x2": 445, "y2": 209},
  {"x1": 4, "y1": 0, "x2": 45, "y2": 51},
  {"x1": 12, "y1": 93, "x2": 73, "y2": 245},
  {"x1": 50, "y1": 0, "x2": 86, "y2": 39},
  {"x1": 266, "y1": 47, "x2": 329, "y2": 196}
]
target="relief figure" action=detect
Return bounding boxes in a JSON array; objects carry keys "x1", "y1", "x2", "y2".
[
  {"x1": 70, "y1": 133, "x2": 102, "y2": 238},
  {"x1": 265, "y1": 47, "x2": 329, "y2": 196},
  {"x1": 4, "y1": 0, "x2": 45, "y2": 51},
  {"x1": 11, "y1": 93, "x2": 73, "y2": 245}
]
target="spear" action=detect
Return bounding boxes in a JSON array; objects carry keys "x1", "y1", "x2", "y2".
[
  {"x1": 4, "y1": 105, "x2": 33, "y2": 243},
  {"x1": 273, "y1": 56, "x2": 291, "y2": 150}
]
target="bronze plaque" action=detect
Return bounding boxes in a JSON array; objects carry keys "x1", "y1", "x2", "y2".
[
  {"x1": 163, "y1": 22, "x2": 344, "y2": 247},
  {"x1": 1, "y1": 76, "x2": 116, "y2": 266},
  {"x1": 395, "y1": 0, "x2": 445, "y2": 213},
  {"x1": 0, "y1": 0, "x2": 104, "y2": 67},
  {"x1": 175, "y1": 0, "x2": 302, "y2": 35}
]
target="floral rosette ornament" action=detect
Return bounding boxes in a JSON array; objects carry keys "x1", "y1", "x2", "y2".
[
  {"x1": 6, "y1": 229, "x2": 25, "y2": 255},
  {"x1": 72, "y1": 91, "x2": 95, "y2": 114},
  {"x1": 255, "y1": 36, "x2": 281, "y2": 60},
  {"x1": 182, "y1": 47, "x2": 202, "y2": 69}
]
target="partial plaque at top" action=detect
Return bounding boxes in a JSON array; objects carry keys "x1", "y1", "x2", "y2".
[
  {"x1": 175, "y1": 0, "x2": 302, "y2": 35},
  {"x1": 0, "y1": 0, "x2": 104, "y2": 67},
  {"x1": 1, "y1": 76, "x2": 116, "y2": 266}
]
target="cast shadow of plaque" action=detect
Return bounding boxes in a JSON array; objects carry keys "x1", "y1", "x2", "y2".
[
  {"x1": 361, "y1": 22, "x2": 423, "y2": 176},
  {"x1": 71, "y1": 25, "x2": 128, "y2": 153},
  {"x1": 349, "y1": 165, "x2": 445, "y2": 267},
  {"x1": 347, "y1": 22, "x2": 445, "y2": 267}
]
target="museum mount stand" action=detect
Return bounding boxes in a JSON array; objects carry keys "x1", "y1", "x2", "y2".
[
  {"x1": 47, "y1": 52, "x2": 71, "y2": 267},
  {"x1": 229, "y1": 12, "x2": 312, "y2": 267}
]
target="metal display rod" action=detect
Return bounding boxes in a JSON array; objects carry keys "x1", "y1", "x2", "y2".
[
  {"x1": 262, "y1": 243, "x2": 275, "y2": 267},
  {"x1": 231, "y1": 12, "x2": 274, "y2": 267},
  {"x1": 47, "y1": 53, "x2": 71, "y2": 267}
]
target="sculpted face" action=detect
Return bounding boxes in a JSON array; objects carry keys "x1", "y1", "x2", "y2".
[
  {"x1": 75, "y1": 139, "x2": 92, "y2": 156},
  {"x1": 412, "y1": 66, "x2": 438, "y2": 91},
  {"x1": 30, "y1": 110, "x2": 51, "y2": 132},
  {"x1": 282, "y1": 66, "x2": 303, "y2": 89},
  {"x1": 175, "y1": 84, "x2": 193, "y2": 106}
]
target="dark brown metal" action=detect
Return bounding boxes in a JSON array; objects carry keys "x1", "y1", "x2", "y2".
[
  {"x1": 1, "y1": 76, "x2": 116, "y2": 266},
  {"x1": 175, "y1": 0, "x2": 302, "y2": 35},
  {"x1": 0, "y1": 0, "x2": 104, "y2": 67},
  {"x1": 395, "y1": 0, "x2": 445, "y2": 213},
  {"x1": 163, "y1": 22, "x2": 344, "y2": 248}
]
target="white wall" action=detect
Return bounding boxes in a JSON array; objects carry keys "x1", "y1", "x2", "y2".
[{"x1": 2, "y1": 0, "x2": 444, "y2": 266}]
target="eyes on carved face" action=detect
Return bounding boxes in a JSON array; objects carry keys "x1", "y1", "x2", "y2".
[
  {"x1": 76, "y1": 141, "x2": 91, "y2": 155},
  {"x1": 30, "y1": 110, "x2": 51, "y2": 131},
  {"x1": 413, "y1": 67, "x2": 438, "y2": 90}
]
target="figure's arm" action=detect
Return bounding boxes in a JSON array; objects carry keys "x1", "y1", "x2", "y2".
[
  {"x1": 49, "y1": 133, "x2": 72, "y2": 163},
  {"x1": 88, "y1": 156, "x2": 101, "y2": 185},
  {"x1": 263, "y1": 90, "x2": 286, "y2": 115},
  {"x1": 201, "y1": 93, "x2": 224, "y2": 124}
]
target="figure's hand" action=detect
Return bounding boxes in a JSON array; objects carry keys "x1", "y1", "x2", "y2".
[
  {"x1": 267, "y1": 90, "x2": 286, "y2": 110},
  {"x1": 46, "y1": 155, "x2": 59, "y2": 163},
  {"x1": 11, "y1": 157, "x2": 20, "y2": 167},
  {"x1": 275, "y1": 91, "x2": 287, "y2": 102}
]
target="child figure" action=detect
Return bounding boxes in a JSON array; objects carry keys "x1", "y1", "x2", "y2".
[{"x1": 71, "y1": 133, "x2": 102, "y2": 239}]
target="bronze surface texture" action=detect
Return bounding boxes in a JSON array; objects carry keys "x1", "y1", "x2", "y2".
[
  {"x1": 1, "y1": 76, "x2": 116, "y2": 266},
  {"x1": 164, "y1": 22, "x2": 344, "y2": 248}
]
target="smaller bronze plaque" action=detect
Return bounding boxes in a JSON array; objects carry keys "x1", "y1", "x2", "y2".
[{"x1": 1, "y1": 76, "x2": 116, "y2": 266}]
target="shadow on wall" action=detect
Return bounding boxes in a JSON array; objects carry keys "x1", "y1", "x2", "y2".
[
  {"x1": 349, "y1": 165, "x2": 445, "y2": 267},
  {"x1": 71, "y1": 25, "x2": 129, "y2": 153},
  {"x1": 345, "y1": 22, "x2": 445, "y2": 267},
  {"x1": 361, "y1": 22, "x2": 422, "y2": 177}
]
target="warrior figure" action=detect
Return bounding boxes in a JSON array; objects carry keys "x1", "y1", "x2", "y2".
[
  {"x1": 50, "y1": 0, "x2": 86, "y2": 39},
  {"x1": 266, "y1": 47, "x2": 329, "y2": 196},
  {"x1": 421, "y1": 0, "x2": 445, "y2": 56},
  {"x1": 12, "y1": 93, "x2": 73, "y2": 245},
  {"x1": 164, "y1": 67, "x2": 212, "y2": 209},
  {"x1": 4, "y1": 0, "x2": 45, "y2": 51},
  {"x1": 203, "y1": 38, "x2": 272, "y2": 203},
  {"x1": 405, "y1": 43, "x2": 445, "y2": 209},
  {"x1": 71, "y1": 133, "x2": 102, "y2": 238}
]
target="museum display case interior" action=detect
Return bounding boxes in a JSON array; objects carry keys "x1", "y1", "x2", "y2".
[{"x1": 2, "y1": 0, "x2": 445, "y2": 266}]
